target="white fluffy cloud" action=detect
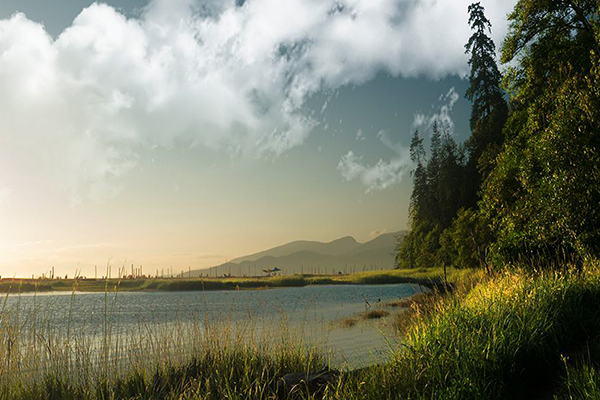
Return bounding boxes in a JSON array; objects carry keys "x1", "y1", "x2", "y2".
[
  {"x1": 0, "y1": 0, "x2": 516, "y2": 201},
  {"x1": 413, "y1": 87, "x2": 460, "y2": 135},
  {"x1": 339, "y1": 85, "x2": 462, "y2": 191},
  {"x1": 338, "y1": 130, "x2": 412, "y2": 192}
]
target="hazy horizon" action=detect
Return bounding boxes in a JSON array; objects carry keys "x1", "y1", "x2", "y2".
[{"x1": 0, "y1": 0, "x2": 517, "y2": 278}]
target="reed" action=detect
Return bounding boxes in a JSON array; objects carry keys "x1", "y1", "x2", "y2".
[
  {"x1": 0, "y1": 285, "x2": 327, "y2": 400},
  {"x1": 4, "y1": 265, "x2": 600, "y2": 399}
]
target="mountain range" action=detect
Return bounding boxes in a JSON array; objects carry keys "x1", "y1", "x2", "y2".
[{"x1": 191, "y1": 231, "x2": 405, "y2": 277}]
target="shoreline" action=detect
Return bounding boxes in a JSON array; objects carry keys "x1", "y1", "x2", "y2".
[{"x1": 0, "y1": 267, "x2": 467, "y2": 294}]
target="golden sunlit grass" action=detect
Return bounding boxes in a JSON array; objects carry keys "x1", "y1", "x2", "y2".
[{"x1": 333, "y1": 264, "x2": 600, "y2": 399}]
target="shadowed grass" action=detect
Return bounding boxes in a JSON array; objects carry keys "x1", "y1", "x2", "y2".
[{"x1": 558, "y1": 356, "x2": 600, "y2": 399}]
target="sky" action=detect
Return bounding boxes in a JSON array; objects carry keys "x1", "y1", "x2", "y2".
[{"x1": 0, "y1": 0, "x2": 517, "y2": 278}]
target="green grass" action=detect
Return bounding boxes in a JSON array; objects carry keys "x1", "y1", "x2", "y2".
[
  {"x1": 331, "y1": 266, "x2": 600, "y2": 399},
  {"x1": 4, "y1": 266, "x2": 600, "y2": 399},
  {"x1": 20, "y1": 341, "x2": 326, "y2": 400},
  {"x1": 339, "y1": 267, "x2": 475, "y2": 285}
]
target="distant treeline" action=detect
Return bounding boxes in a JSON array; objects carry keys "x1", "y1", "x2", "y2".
[{"x1": 397, "y1": 1, "x2": 600, "y2": 270}]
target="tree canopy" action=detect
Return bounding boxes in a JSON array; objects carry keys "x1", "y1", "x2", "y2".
[
  {"x1": 482, "y1": 0, "x2": 600, "y2": 265},
  {"x1": 397, "y1": 1, "x2": 600, "y2": 270}
]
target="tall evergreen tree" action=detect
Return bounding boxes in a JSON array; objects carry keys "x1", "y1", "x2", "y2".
[
  {"x1": 464, "y1": 2, "x2": 508, "y2": 204},
  {"x1": 438, "y1": 125, "x2": 467, "y2": 228},
  {"x1": 424, "y1": 122, "x2": 442, "y2": 224},
  {"x1": 397, "y1": 122, "x2": 467, "y2": 269},
  {"x1": 408, "y1": 129, "x2": 427, "y2": 223},
  {"x1": 397, "y1": 3, "x2": 509, "y2": 270}
]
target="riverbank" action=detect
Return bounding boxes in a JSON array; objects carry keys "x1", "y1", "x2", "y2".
[
  {"x1": 4, "y1": 266, "x2": 600, "y2": 399},
  {"x1": 0, "y1": 267, "x2": 474, "y2": 294}
]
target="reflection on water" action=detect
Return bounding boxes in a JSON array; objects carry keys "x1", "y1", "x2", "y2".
[{"x1": 3, "y1": 283, "x2": 422, "y2": 368}]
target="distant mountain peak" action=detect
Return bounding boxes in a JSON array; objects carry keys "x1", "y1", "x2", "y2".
[
  {"x1": 190, "y1": 231, "x2": 406, "y2": 277},
  {"x1": 331, "y1": 236, "x2": 358, "y2": 243}
]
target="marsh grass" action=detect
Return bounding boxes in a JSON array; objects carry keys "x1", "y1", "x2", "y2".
[
  {"x1": 0, "y1": 267, "x2": 475, "y2": 295},
  {"x1": 361, "y1": 310, "x2": 389, "y2": 320},
  {"x1": 337, "y1": 309, "x2": 390, "y2": 329},
  {"x1": 4, "y1": 266, "x2": 600, "y2": 399},
  {"x1": 0, "y1": 283, "x2": 329, "y2": 400},
  {"x1": 339, "y1": 317, "x2": 358, "y2": 328},
  {"x1": 384, "y1": 292, "x2": 432, "y2": 308}
]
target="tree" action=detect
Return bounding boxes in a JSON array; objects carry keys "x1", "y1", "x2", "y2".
[
  {"x1": 440, "y1": 208, "x2": 491, "y2": 271},
  {"x1": 396, "y1": 2, "x2": 514, "y2": 270},
  {"x1": 397, "y1": 122, "x2": 467, "y2": 269},
  {"x1": 408, "y1": 129, "x2": 428, "y2": 223},
  {"x1": 481, "y1": 0, "x2": 600, "y2": 266},
  {"x1": 464, "y1": 2, "x2": 508, "y2": 204}
]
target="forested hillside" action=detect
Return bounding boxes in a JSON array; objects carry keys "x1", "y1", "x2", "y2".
[{"x1": 397, "y1": 0, "x2": 600, "y2": 271}]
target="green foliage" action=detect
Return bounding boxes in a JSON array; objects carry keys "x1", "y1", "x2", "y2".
[
  {"x1": 482, "y1": 1, "x2": 600, "y2": 265},
  {"x1": 439, "y1": 208, "x2": 491, "y2": 270},
  {"x1": 398, "y1": 124, "x2": 469, "y2": 269},
  {"x1": 401, "y1": 1, "x2": 600, "y2": 270},
  {"x1": 397, "y1": 2, "x2": 506, "y2": 270},
  {"x1": 396, "y1": 220, "x2": 441, "y2": 269}
]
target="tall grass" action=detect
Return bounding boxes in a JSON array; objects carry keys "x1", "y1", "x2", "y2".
[
  {"x1": 0, "y1": 288, "x2": 328, "y2": 400},
  {"x1": 329, "y1": 266, "x2": 600, "y2": 399},
  {"x1": 4, "y1": 266, "x2": 600, "y2": 399},
  {"x1": 559, "y1": 356, "x2": 600, "y2": 399}
]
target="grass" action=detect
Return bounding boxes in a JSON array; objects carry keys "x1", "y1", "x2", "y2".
[
  {"x1": 0, "y1": 287, "x2": 328, "y2": 400},
  {"x1": 337, "y1": 309, "x2": 390, "y2": 328},
  {"x1": 0, "y1": 267, "x2": 473, "y2": 294},
  {"x1": 339, "y1": 317, "x2": 358, "y2": 328},
  {"x1": 361, "y1": 310, "x2": 389, "y2": 319},
  {"x1": 383, "y1": 291, "x2": 433, "y2": 308},
  {"x1": 339, "y1": 267, "x2": 475, "y2": 286},
  {"x1": 331, "y1": 265, "x2": 600, "y2": 399},
  {"x1": 4, "y1": 265, "x2": 600, "y2": 399}
]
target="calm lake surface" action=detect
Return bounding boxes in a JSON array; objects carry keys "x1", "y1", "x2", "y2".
[{"x1": 5, "y1": 283, "x2": 422, "y2": 368}]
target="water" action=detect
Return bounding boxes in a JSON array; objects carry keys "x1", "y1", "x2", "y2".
[{"x1": 3, "y1": 283, "x2": 422, "y2": 368}]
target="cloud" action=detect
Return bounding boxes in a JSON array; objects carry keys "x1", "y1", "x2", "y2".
[
  {"x1": 339, "y1": 83, "x2": 462, "y2": 192},
  {"x1": 338, "y1": 130, "x2": 411, "y2": 192},
  {"x1": 0, "y1": 0, "x2": 516, "y2": 201},
  {"x1": 413, "y1": 87, "x2": 460, "y2": 134}
]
